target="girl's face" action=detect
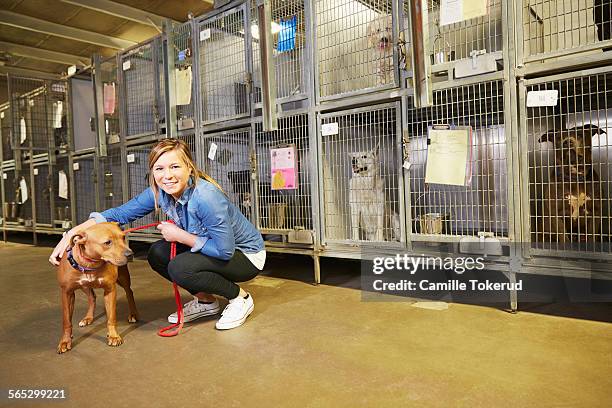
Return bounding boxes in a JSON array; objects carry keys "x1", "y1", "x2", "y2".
[{"x1": 152, "y1": 150, "x2": 191, "y2": 199}]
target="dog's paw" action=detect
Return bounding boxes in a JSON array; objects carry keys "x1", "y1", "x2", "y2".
[
  {"x1": 78, "y1": 317, "x2": 94, "y2": 327},
  {"x1": 127, "y1": 314, "x2": 138, "y2": 324},
  {"x1": 107, "y1": 335, "x2": 123, "y2": 347},
  {"x1": 57, "y1": 339, "x2": 72, "y2": 354}
]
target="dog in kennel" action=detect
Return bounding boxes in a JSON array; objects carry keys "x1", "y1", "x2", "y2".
[
  {"x1": 349, "y1": 146, "x2": 400, "y2": 242},
  {"x1": 367, "y1": 14, "x2": 394, "y2": 86},
  {"x1": 537, "y1": 124, "x2": 607, "y2": 243}
]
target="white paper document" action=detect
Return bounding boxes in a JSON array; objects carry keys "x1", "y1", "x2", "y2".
[
  {"x1": 58, "y1": 171, "x2": 68, "y2": 199},
  {"x1": 53, "y1": 101, "x2": 63, "y2": 128},
  {"x1": 19, "y1": 177, "x2": 28, "y2": 203},
  {"x1": 20, "y1": 117, "x2": 26, "y2": 144},
  {"x1": 440, "y1": 0, "x2": 488, "y2": 26},
  {"x1": 425, "y1": 127, "x2": 472, "y2": 186},
  {"x1": 175, "y1": 67, "x2": 193, "y2": 106},
  {"x1": 208, "y1": 142, "x2": 218, "y2": 160}
]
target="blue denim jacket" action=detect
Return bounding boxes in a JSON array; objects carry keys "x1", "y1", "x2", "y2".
[{"x1": 90, "y1": 178, "x2": 264, "y2": 260}]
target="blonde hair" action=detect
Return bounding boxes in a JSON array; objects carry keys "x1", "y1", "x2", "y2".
[{"x1": 148, "y1": 139, "x2": 224, "y2": 210}]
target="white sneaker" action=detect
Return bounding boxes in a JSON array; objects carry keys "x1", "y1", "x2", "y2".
[
  {"x1": 168, "y1": 297, "x2": 221, "y2": 323},
  {"x1": 215, "y1": 293, "x2": 254, "y2": 330}
]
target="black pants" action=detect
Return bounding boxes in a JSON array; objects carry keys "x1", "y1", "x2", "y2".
[{"x1": 147, "y1": 240, "x2": 260, "y2": 300}]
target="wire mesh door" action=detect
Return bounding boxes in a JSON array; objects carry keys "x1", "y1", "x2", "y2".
[
  {"x1": 315, "y1": 0, "x2": 397, "y2": 99},
  {"x1": 17, "y1": 165, "x2": 33, "y2": 226},
  {"x1": 126, "y1": 143, "x2": 159, "y2": 236},
  {"x1": 198, "y1": 5, "x2": 251, "y2": 124},
  {"x1": 2, "y1": 167, "x2": 19, "y2": 222},
  {"x1": 320, "y1": 103, "x2": 404, "y2": 244},
  {"x1": 98, "y1": 146, "x2": 123, "y2": 215},
  {"x1": 255, "y1": 114, "x2": 312, "y2": 232},
  {"x1": 73, "y1": 155, "x2": 96, "y2": 224},
  {"x1": 519, "y1": 0, "x2": 612, "y2": 64},
  {"x1": 100, "y1": 57, "x2": 122, "y2": 145},
  {"x1": 251, "y1": 0, "x2": 308, "y2": 103},
  {"x1": 202, "y1": 128, "x2": 254, "y2": 222},
  {"x1": 1, "y1": 105, "x2": 11, "y2": 161},
  {"x1": 32, "y1": 161, "x2": 52, "y2": 226},
  {"x1": 120, "y1": 39, "x2": 161, "y2": 139},
  {"x1": 172, "y1": 22, "x2": 196, "y2": 133},
  {"x1": 9, "y1": 77, "x2": 49, "y2": 151},
  {"x1": 406, "y1": 80, "x2": 509, "y2": 240},
  {"x1": 48, "y1": 81, "x2": 69, "y2": 152},
  {"x1": 53, "y1": 155, "x2": 71, "y2": 226},
  {"x1": 521, "y1": 67, "x2": 612, "y2": 257}
]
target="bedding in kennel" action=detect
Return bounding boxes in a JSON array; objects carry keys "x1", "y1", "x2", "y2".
[
  {"x1": 319, "y1": 102, "x2": 404, "y2": 245},
  {"x1": 251, "y1": 0, "x2": 308, "y2": 104},
  {"x1": 520, "y1": 66, "x2": 612, "y2": 257},
  {"x1": 517, "y1": 0, "x2": 612, "y2": 67},
  {"x1": 202, "y1": 128, "x2": 254, "y2": 222},
  {"x1": 125, "y1": 143, "x2": 160, "y2": 238},
  {"x1": 406, "y1": 79, "x2": 509, "y2": 240},
  {"x1": 315, "y1": 0, "x2": 398, "y2": 99},
  {"x1": 197, "y1": 5, "x2": 251, "y2": 124},
  {"x1": 72, "y1": 154, "x2": 96, "y2": 224},
  {"x1": 255, "y1": 114, "x2": 313, "y2": 235},
  {"x1": 120, "y1": 37, "x2": 164, "y2": 139},
  {"x1": 52, "y1": 155, "x2": 71, "y2": 227},
  {"x1": 9, "y1": 77, "x2": 49, "y2": 151}
]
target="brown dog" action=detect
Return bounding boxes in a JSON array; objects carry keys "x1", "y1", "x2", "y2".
[
  {"x1": 538, "y1": 124, "x2": 606, "y2": 244},
  {"x1": 56, "y1": 222, "x2": 138, "y2": 354}
]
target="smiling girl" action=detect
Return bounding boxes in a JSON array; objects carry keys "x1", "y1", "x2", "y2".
[{"x1": 50, "y1": 139, "x2": 265, "y2": 330}]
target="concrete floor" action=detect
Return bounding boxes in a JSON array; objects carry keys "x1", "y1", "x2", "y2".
[{"x1": 1, "y1": 239, "x2": 611, "y2": 408}]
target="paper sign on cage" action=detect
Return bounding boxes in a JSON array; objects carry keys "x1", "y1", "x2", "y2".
[
  {"x1": 440, "y1": 0, "x2": 488, "y2": 26},
  {"x1": 270, "y1": 145, "x2": 297, "y2": 190},
  {"x1": 425, "y1": 125, "x2": 473, "y2": 186},
  {"x1": 175, "y1": 66, "x2": 193, "y2": 106},
  {"x1": 103, "y1": 83, "x2": 116, "y2": 114}
]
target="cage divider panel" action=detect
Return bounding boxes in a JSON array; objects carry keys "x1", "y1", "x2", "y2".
[
  {"x1": 126, "y1": 144, "x2": 159, "y2": 233},
  {"x1": 524, "y1": 69, "x2": 612, "y2": 255},
  {"x1": 406, "y1": 79, "x2": 509, "y2": 238},
  {"x1": 203, "y1": 129, "x2": 254, "y2": 222},
  {"x1": 251, "y1": 0, "x2": 307, "y2": 103},
  {"x1": 73, "y1": 156, "x2": 97, "y2": 224},
  {"x1": 198, "y1": 6, "x2": 250, "y2": 124},
  {"x1": 122, "y1": 42, "x2": 158, "y2": 138},
  {"x1": 255, "y1": 114, "x2": 312, "y2": 231}
]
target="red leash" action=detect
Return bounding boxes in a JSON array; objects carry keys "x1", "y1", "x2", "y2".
[{"x1": 123, "y1": 221, "x2": 183, "y2": 337}]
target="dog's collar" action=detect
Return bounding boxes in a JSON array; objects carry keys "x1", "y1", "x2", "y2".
[{"x1": 67, "y1": 248, "x2": 100, "y2": 273}]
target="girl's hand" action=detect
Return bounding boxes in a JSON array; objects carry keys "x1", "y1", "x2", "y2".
[
  {"x1": 157, "y1": 222, "x2": 189, "y2": 244},
  {"x1": 49, "y1": 231, "x2": 73, "y2": 266}
]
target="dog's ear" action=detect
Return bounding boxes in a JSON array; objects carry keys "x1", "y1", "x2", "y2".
[
  {"x1": 538, "y1": 130, "x2": 559, "y2": 145},
  {"x1": 71, "y1": 231, "x2": 88, "y2": 247},
  {"x1": 570, "y1": 124, "x2": 606, "y2": 146}
]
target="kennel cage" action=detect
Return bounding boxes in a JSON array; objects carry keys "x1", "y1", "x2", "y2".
[
  {"x1": 125, "y1": 142, "x2": 161, "y2": 240},
  {"x1": 97, "y1": 56, "x2": 123, "y2": 146},
  {"x1": 1, "y1": 164, "x2": 25, "y2": 229},
  {"x1": 72, "y1": 154, "x2": 96, "y2": 224},
  {"x1": 9, "y1": 76, "x2": 51, "y2": 153},
  {"x1": 47, "y1": 81, "x2": 70, "y2": 154},
  {"x1": 250, "y1": 0, "x2": 309, "y2": 106},
  {"x1": 70, "y1": 75, "x2": 97, "y2": 153},
  {"x1": 516, "y1": 0, "x2": 612, "y2": 71},
  {"x1": 51, "y1": 154, "x2": 72, "y2": 231},
  {"x1": 405, "y1": 79, "x2": 511, "y2": 249},
  {"x1": 171, "y1": 21, "x2": 197, "y2": 134},
  {"x1": 202, "y1": 128, "x2": 255, "y2": 222},
  {"x1": 119, "y1": 36, "x2": 165, "y2": 139},
  {"x1": 314, "y1": 0, "x2": 399, "y2": 100},
  {"x1": 197, "y1": 4, "x2": 251, "y2": 125},
  {"x1": 98, "y1": 145, "x2": 124, "y2": 219},
  {"x1": 520, "y1": 66, "x2": 612, "y2": 263},
  {"x1": 401, "y1": 0, "x2": 505, "y2": 84},
  {"x1": 1, "y1": 103, "x2": 12, "y2": 162},
  {"x1": 254, "y1": 113, "x2": 314, "y2": 243},
  {"x1": 319, "y1": 102, "x2": 405, "y2": 246}
]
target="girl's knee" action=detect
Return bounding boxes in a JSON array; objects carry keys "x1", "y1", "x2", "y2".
[{"x1": 147, "y1": 240, "x2": 169, "y2": 267}]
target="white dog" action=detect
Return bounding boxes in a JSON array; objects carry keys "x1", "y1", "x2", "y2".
[
  {"x1": 366, "y1": 14, "x2": 394, "y2": 86},
  {"x1": 349, "y1": 146, "x2": 400, "y2": 242}
]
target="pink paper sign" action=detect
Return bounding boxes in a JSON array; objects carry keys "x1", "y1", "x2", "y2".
[
  {"x1": 270, "y1": 146, "x2": 297, "y2": 190},
  {"x1": 103, "y1": 83, "x2": 116, "y2": 115}
]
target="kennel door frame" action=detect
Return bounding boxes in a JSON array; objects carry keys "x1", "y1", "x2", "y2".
[
  {"x1": 317, "y1": 101, "x2": 406, "y2": 248},
  {"x1": 514, "y1": 0, "x2": 612, "y2": 73},
  {"x1": 518, "y1": 65, "x2": 612, "y2": 263},
  {"x1": 196, "y1": 3, "x2": 253, "y2": 126},
  {"x1": 312, "y1": 0, "x2": 402, "y2": 102}
]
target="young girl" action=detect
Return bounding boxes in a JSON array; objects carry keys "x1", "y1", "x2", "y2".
[{"x1": 50, "y1": 139, "x2": 265, "y2": 330}]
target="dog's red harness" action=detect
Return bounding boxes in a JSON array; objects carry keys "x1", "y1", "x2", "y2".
[{"x1": 123, "y1": 221, "x2": 184, "y2": 337}]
